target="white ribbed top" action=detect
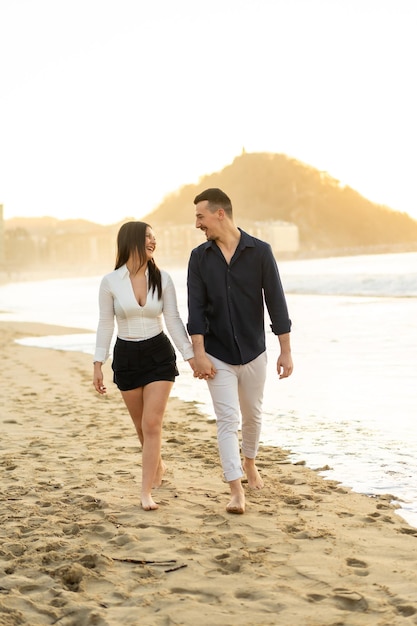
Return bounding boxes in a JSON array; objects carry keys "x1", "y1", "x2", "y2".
[{"x1": 93, "y1": 264, "x2": 193, "y2": 363}]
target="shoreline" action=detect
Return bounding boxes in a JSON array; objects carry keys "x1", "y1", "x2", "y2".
[
  {"x1": 2, "y1": 320, "x2": 417, "y2": 625},
  {"x1": 9, "y1": 315, "x2": 417, "y2": 529},
  {"x1": 2, "y1": 244, "x2": 417, "y2": 286}
]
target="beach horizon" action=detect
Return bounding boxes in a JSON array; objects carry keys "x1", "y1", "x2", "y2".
[{"x1": 1, "y1": 320, "x2": 417, "y2": 625}]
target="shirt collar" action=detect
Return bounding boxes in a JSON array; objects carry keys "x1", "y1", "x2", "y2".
[
  {"x1": 117, "y1": 264, "x2": 130, "y2": 278},
  {"x1": 236, "y1": 228, "x2": 255, "y2": 249},
  {"x1": 204, "y1": 228, "x2": 255, "y2": 253}
]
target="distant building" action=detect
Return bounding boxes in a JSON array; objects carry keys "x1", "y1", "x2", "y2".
[
  {"x1": 240, "y1": 220, "x2": 299, "y2": 254},
  {"x1": 1, "y1": 216, "x2": 299, "y2": 276},
  {"x1": 153, "y1": 220, "x2": 299, "y2": 264}
]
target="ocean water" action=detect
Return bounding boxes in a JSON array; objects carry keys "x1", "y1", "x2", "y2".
[{"x1": 1, "y1": 251, "x2": 417, "y2": 527}]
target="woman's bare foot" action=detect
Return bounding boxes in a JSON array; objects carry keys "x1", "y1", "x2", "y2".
[
  {"x1": 226, "y1": 479, "x2": 245, "y2": 514},
  {"x1": 243, "y1": 458, "x2": 264, "y2": 489},
  {"x1": 141, "y1": 494, "x2": 159, "y2": 511},
  {"x1": 153, "y1": 459, "x2": 166, "y2": 488}
]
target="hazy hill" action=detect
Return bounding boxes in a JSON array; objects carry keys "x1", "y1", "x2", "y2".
[
  {"x1": 145, "y1": 152, "x2": 417, "y2": 251},
  {"x1": 4, "y1": 152, "x2": 417, "y2": 259},
  {"x1": 5, "y1": 217, "x2": 108, "y2": 235}
]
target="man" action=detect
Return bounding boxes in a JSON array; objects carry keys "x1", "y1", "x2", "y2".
[{"x1": 187, "y1": 188, "x2": 293, "y2": 514}]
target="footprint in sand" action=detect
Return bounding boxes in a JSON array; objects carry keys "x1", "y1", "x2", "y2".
[
  {"x1": 391, "y1": 601, "x2": 416, "y2": 617},
  {"x1": 55, "y1": 563, "x2": 85, "y2": 592},
  {"x1": 213, "y1": 552, "x2": 242, "y2": 573},
  {"x1": 169, "y1": 586, "x2": 220, "y2": 603},
  {"x1": 398, "y1": 526, "x2": 417, "y2": 537},
  {"x1": 346, "y1": 557, "x2": 369, "y2": 577},
  {"x1": 333, "y1": 588, "x2": 368, "y2": 612}
]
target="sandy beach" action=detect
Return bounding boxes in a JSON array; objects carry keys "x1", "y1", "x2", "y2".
[{"x1": 1, "y1": 321, "x2": 417, "y2": 626}]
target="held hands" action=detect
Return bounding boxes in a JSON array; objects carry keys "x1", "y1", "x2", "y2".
[
  {"x1": 93, "y1": 363, "x2": 107, "y2": 394},
  {"x1": 277, "y1": 352, "x2": 293, "y2": 379},
  {"x1": 191, "y1": 355, "x2": 217, "y2": 380}
]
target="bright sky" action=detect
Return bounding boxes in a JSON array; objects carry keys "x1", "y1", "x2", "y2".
[{"x1": 1, "y1": 0, "x2": 416, "y2": 224}]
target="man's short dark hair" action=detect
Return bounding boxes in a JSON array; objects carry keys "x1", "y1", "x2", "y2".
[{"x1": 194, "y1": 188, "x2": 233, "y2": 216}]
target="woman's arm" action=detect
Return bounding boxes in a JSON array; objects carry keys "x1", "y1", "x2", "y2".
[
  {"x1": 93, "y1": 276, "x2": 115, "y2": 364},
  {"x1": 162, "y1": 272, "x2": 194, "y2": 361}
]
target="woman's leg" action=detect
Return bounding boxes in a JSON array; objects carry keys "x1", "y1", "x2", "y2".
[
  {"x1": 140, "y1": 380, "x2": 173, "y2": 509},
  {"x1": 120, "y1": 387, "x2": 145, "y2": 444},
  {"x1": 121, "y1": 380, "x2": 173, "y2": 510}
]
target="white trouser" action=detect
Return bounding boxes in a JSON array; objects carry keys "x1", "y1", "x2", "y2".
[{"x1": 206, "y1": 351, "x2": 267, "y2": 482}]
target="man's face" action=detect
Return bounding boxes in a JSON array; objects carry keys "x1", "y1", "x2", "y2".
[{"x1": 195, "y1": 200, "x2": 220, "y2": 240}]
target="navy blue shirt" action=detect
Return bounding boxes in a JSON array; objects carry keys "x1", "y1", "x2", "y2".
[{"x1": 187, "y1": 229, "x2": 291, "y2": 365}]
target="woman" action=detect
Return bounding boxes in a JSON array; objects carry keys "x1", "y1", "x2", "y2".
[{"x1": 93, "y1": 221, "x2": 195, "y2": 510}]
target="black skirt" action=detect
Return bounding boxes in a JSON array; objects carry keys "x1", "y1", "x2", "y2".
[{"x1": 112, "y1": 332, "x2": 178, "y2": 391}]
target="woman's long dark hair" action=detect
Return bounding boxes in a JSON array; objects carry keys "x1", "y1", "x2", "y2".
[{"x1": 115, "y1": 221, "x2": 162, "y2": 299}]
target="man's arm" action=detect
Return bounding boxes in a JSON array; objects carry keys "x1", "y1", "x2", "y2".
[
  {"x1": 187, "y1": 251, "x2": 216, "y2": 379},
  {"x1": 190, "y1": 334, "x2": 217, "y2": 379},
  {"x1": 262, "y1": 245, "x2": 292, "y2": 336},
  {"x1": 276, "y1": 332, "x2": 293, "y2": 379}
]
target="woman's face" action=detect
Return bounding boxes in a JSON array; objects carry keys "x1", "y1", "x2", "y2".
[{"x1": 145, "y1": 226, "x2": 156, "y2": 259}]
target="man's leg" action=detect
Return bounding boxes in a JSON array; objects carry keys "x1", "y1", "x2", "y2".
[
  {"x1": 206, "y1": 354, "x2": 245, "y2": 513},
  {"x1": 238, "y1": 351, "x2": 267, "y2": 489}
]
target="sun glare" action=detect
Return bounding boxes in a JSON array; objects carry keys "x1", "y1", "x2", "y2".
[{"x1": 0, "y1": 0, "x2": 416, "y2": 223}]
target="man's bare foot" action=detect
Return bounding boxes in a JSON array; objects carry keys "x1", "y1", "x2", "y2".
[
  {"x1": 243, "y1": 458, "x2": 264, "y2": 489},
  {"x1": 153, "y1": 459, "x2": 166, "y2": 488},
  {"x1": 226, "y1": 479, "x2": 245, "y2": 514},
  {"x1": 226, "y1": 497, "x2": 245, "y2": 514},
  {"x1": 141, "y1": 494, "x2": 159, "y2": 511}
]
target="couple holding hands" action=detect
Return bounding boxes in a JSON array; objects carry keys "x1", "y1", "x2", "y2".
[{"x1": 93, "y1": 188, "x2": 293, "y2": 513}]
